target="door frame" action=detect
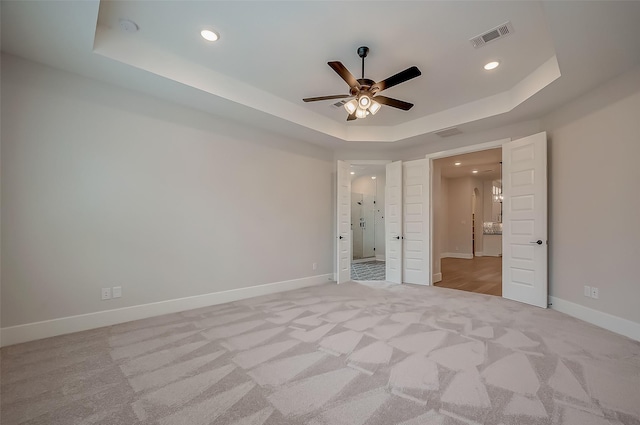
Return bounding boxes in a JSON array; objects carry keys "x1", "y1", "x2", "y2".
[{"x1": 425, "y1": 138, "x2": 510, "y2": 286}]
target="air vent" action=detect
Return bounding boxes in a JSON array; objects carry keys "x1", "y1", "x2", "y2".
[
  {"x1": 470, "y1": 21, "x2": 514, "y2": 49},
  {"x1": 435, "y1": 127, "x2": 463, "y2": 138},
  {"x1": 332, "y1": 100, "x2": 348, "y2": 109}
]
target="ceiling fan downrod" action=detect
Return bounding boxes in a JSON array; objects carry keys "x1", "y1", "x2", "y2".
[{"x1": 357, "y1": 46, "x2": 369, "y2": 79}]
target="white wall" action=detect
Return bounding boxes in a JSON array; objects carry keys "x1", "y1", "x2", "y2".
[
  {"x1": 0, "y1": 6, "x2": 3, "y2": 331},
  {"x1": 544, "y1": 65, "x2": 640, "y2": 325},
  {"x1": 431, "y1": 162, "x2": 443, "y2": 278},
  {"x1": 445, "y1": 177, "x2": 473, "y2": 256},
  {"x1": 1, "y1": 55, "x2": 334, "y2": 330},
  {"x1": 471, "y1": 177, "x2": 483, "y2": 256}
]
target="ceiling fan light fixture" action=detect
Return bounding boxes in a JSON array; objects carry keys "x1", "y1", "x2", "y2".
[
  {"x1": 344, "y1": 99, "x2": 358, "y2": 115},
  {"x1": 355, "y1": 108, "x2": 368, "y2": 119},
  {"x1": 358, "y1": 95, "x2": 371, "y2": 109},
  {"x1": 369, "y1": 100, "x2": 381, "y2": 115}
]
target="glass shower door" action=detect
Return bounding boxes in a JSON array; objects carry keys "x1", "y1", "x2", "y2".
[{"x1": 352, "y1": 192, "x2": 376, "y2": 260}]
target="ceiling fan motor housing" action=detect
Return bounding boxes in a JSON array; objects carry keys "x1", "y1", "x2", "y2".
[{"x1": 351, "y1": 79, "x2": 375, "y2": 95}]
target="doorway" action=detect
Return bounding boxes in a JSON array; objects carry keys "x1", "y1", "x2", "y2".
[
  {"x1": 349, "y1": 162, "x2": 388, "y2": 281},
  {"x1": 431, "y1": 147, "x2": 503, "y2": 296},
  {"x1": 336, "y1": 133, "x2": 548, "y2": 307}
]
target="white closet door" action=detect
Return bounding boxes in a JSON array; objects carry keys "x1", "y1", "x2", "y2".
[
  {"x1": 385, "y1": 161, "x2": 403, "y2": 283},
  {"x1": 502, "y1": 132, "x2": 548, "y2": 307},
  {"x1": 403, "y1": 159, "x2": 430, "y2": 285}
]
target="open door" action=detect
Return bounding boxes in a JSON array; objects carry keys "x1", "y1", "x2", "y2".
[
  {"x1": 403, "y1": 159, "x2": 430, "y2": 285},
  {"x1": 336, "y1": 160, "x2": 351, "y2": 284},
  {"x1": 385, "y1": 161, "x2": 403, "y2": 283},
  {"x1": 502, "y1": 132, "x2": 548, "y2": 307}
]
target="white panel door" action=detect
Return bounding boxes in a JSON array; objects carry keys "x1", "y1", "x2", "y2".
[
  {"x1": 385, "y1": 161, "x2": 403, "y2": 283},
  {"x1": 403, "y1": 159, "x2": 430, "y2": 285},
  {"x1": 502, "y1": 132, "x2": 548, "y2": 308},
  {"x1": 336, "y1": 160, "x2": 352, "y2": 284}
]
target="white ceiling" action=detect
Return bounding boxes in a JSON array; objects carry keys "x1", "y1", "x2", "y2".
[
  {"x1": 436, "y1": 148, "x2": 502, "y2": 180},
  {"x1": 2, "y1": 1, "x2": 640, "y2": 151},
  {"x1": 350, "y1": 163, "x2": 387, "y2": 182}
]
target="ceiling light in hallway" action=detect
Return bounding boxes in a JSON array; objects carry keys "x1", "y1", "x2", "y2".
[{"x1": 201, "y1": 29, "x2": 219, "y2": 42}]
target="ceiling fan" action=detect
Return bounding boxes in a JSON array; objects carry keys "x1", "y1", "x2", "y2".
[{"x1": 303, "y1": 46, "x2": 421, "y2": 121}]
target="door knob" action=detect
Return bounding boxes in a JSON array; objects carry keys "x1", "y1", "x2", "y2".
[
  {"x1": 339, "y1": 236, "x2": 344, "y2": 240},
  {"x1": 395, "y1": 236, "x2": 400, "y2": 240},
  {"x1": 530, "y1": 240, "x2": 543, "y2": 245}
]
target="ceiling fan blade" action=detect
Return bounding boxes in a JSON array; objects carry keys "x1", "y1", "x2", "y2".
[
  {"x1": 373, "y1": 95, "x2": 414, "y2": 111},
  {"x1": 303, "y1": 94, "x2": 352, "y2": 102},
  {"x1": 328, "y1": 61, "x2": 361, "y2": 90},
  {"x1": 346, "y1": 112, "x2": 357, "y2": 121},
  {"x1": 371, "y1": 66, "x2": 421, "y2": 93}
]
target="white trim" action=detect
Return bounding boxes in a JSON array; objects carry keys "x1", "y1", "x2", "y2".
[
  {"x1": 352, "y1": 257, "x2": 377, "y2": 264},
  {"x1": 441, "y1": 252, "x2": 474, "y2": 259},
  {"x1": 550, "y1": 296, "x2": 640, "y2": 342},
  {"x1": 475, "y1": 251, "x2": 484, "y2": 257},
  {"x1": 425, "y1": 139, "x2": 509, "y2": 162},
  {"x1": 375, "y1": 254, "x2": 385, "y2": 261},
  {"x1": 348, "y1": 160, "x2": 392, "y2": 166},
  {"x1": 433, "y1": 273, "x2": 442, "y2": 283},
  {"x1": 0, "y1": 274, "x2": 332, "y2": 347}
]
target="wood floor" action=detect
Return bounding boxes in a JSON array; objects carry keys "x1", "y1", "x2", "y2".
[{"x1": 435, "y1": 256, "x2": 502, "y2": 296}]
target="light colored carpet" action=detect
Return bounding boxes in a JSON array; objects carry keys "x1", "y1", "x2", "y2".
[{"x1": 2, "y1": 281, "x2": 640, "y2": 425}]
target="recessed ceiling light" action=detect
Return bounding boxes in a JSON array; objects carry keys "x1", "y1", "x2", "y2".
[
  {"x1": 200, "y1": 29, "x2": 219, "y2": 42},
  {"x1": 350, "y1": 171, "x2": 355, "y2": 175},
  {"x1": 484, "y1": 61, "x2": 500, "y2": 70},
  {"x1": 371, "y1": 176, "x2": 377, "y2": 180},
  {"x1": 472, "y1": 170, "x2": 479, "y2": 174},
  {"x1": 454, "y1": 162, "x2": 461, "y2": 166}
]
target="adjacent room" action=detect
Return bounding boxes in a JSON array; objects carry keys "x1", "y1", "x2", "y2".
[
  {"x1": 2, "y1": 1, "x2": 640, "y2": 425},
  {"x1": 433, "y1": 149, "x2": 503, "y2": 296}
]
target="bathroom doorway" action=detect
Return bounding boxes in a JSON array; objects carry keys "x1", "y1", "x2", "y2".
[{"x1": 350, "y1": 162, "x2": 387, "y2": 280}]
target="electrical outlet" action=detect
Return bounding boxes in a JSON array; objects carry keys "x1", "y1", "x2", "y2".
[
  {"x1": 584, "y1": 285, "x2": 591, "y2": 297},
  {"x1": 112, "y1": 286, "x2": 122, "y2": 298},
  {"x1": 312, "y1": 263, "x2": 317, "y2": 270},
  {"x1": 591, "y1": 287, "x2": 599, "y2": 299},
  {"x1": 101, "y1": 287, "x2": 111, "y2": 300}
]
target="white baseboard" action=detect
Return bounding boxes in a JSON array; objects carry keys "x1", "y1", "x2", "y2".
[
  {"x1": 375, "y1": 254, "x2": 385, "y2": 261},
  {"x1": 441, "y1": 252, "x2": 474, "y2": 259},
  {"x1": 352, "y1": 258, "x2": 376, "y2": 264},
  {"x1": 0, "y1": 274, "x2": 332, "y2": 347},
  {"x1": 475, "y1": 252, "x2": 483, "y2": 257},
  {"x1": 549, "y1": 296, "x2": 640, "y2": 342},
  {"x1": 432, "y1": 273, "x2": 442, "y2": 283}
]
